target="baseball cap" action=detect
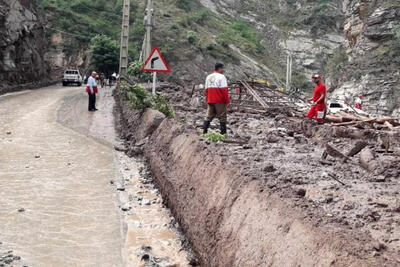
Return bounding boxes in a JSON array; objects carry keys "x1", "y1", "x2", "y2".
[{"x1": 215, "y1": 62, "x2": 224, "y2": 71}]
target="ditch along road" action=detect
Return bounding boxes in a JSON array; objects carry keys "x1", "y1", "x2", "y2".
[{"x1": 0, "y1": 85, "x2": 189, "y2": 266}]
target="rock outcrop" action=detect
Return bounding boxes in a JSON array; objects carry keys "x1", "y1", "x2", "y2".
[
  {"x1": 0, "y1": 0, "x2": 49, "y2": 94},
  {"x1": 331, "y1": 0, "x2": 400, "y2": 116}
]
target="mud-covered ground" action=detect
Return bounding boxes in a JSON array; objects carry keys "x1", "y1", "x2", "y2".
[{"x1": 154, "y1": 83, "x2": 400, "y2": 258}]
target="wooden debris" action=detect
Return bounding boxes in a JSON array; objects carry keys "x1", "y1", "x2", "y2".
[
  {"x1": 319, "y1": 159, "x2": 333, "y2": 166},
  {"x1": 328, "y1": 173, "x2": 346, "y2": 186},
  {"x1": 346, "y1": 141, "x2": 368, "y2": 157},
  {"x1": 384, "y1": 121, "x2": 394, "y2": 130},
  {"x1": 327, "y1": 110, "x2": 399, "y2": 132},
  {"x1": 322, "y1": 143, "x2": 350, "y2": 162}
]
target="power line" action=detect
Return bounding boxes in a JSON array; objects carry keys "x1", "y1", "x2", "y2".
[
  {"x1": 44, "y1": 4, "x2": 122, "y2": 21},
  {"x1": 44, "y1": 26, "x2": 93, "y2": 40}
]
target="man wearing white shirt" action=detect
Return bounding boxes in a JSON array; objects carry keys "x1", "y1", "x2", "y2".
[
  {"x1": 86, "y1": 71, "x2": 98, "y2": 111},
  {"x1": 203, "y1": 63, "x2": 230, "y2": 135}
]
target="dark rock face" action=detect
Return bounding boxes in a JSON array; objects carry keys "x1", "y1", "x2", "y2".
[{"x1": 0, "y1": 0, "x2": 49, "y2": 94}]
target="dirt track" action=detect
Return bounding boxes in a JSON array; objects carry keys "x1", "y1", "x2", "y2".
[{"x1": 117, "y1": 83, "x2": 400, "y2": 266}]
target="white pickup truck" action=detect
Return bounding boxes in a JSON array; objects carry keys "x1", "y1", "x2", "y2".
[{"x1": 62, "y1": 69, "x2": 83, "y2": 86}]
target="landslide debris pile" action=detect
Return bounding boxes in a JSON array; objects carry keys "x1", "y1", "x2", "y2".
[{"x1": 152, "y1": 82, "x2": 400, "y2": 258}]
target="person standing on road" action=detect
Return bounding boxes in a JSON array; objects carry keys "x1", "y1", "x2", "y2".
[
  {"x1": 203, "y1": 63, "x2": 230, "y2": 135},
  {"x1": 86, "y1": 71, "x2": 98, "y2": 112},
  {"x1": 306, "y1": 74, "x2": 326, "y2": 124}
]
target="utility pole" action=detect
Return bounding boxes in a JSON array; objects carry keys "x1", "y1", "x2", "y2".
[
  {"x1": 119, "y1": 0, "x2": 131, "y2": 77},
  {"x1": 286, "y1": 53, "x2": 293, "y2": 92},
  {"x1": 141, "y1": 0, "x2": 153, "y2": 62}
]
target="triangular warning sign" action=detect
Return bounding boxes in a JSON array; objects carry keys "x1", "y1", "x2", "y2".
[{"x1": 141, "y1": 46, "x2": 171, "y2": 73}]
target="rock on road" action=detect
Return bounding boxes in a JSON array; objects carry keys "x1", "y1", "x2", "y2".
[{"x1": 0, "y1": 85, "x2": 123, "y2": 266}]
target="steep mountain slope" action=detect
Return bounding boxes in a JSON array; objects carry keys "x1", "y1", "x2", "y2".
[
  {"x1": 0, "y1": 0, "x2": 48, "y2": 94},
  {"x1": 151, "y1": 0, "x2": 344, "y2": 89}
]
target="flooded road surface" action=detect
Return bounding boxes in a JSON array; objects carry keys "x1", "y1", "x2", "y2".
[
  {"x1": 0, "y1": 86, "x2": 123, "y2": 266},
  {"x1": 0, "y1": 85, "x2": 190, "y2": 266}
]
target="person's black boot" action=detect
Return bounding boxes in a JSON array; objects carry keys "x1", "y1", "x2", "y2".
[
  {"x1": 203, "y1": 121, "x2": 211, "y2": 134},
  {"x1": 220, "y1": 122, "x2": 227, "y2": 135}
]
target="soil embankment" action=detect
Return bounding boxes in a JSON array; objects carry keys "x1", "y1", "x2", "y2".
[{"x1": 116, "y1": 92, "x2": 399, "y2": 266}]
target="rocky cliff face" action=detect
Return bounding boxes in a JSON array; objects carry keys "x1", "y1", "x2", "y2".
[
  {"x1": 0, "y1": 0, "x2": 49, "y2": 94},
  {"x1": 200, "y1": 0, "x2": 344, "y2": 82},
  {"x1": 333, "y1": 0, "x2": 400, "y2": 116},
  {"x1": 199, "y1": 0, "x2": 400, "y2": 116}
]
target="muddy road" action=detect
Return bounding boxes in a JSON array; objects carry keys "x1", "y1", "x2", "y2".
[{"x1": 0, "y1": 85, "x2": 190, "y2": 266}]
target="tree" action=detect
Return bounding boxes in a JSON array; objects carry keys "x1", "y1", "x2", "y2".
[{"x1": 90, "y1": 35, "x2": 119, "y2": 75}]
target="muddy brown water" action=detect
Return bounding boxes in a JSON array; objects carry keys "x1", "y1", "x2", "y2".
[{"x1": 0, "y1": 85, "x2": 190, "y2": 266}]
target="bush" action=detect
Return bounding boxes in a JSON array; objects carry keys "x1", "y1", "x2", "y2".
[
  {"x1": 187, "y1": 31, "x2": 197, "y2": 44},
  {"x1": 119, "y1": 82, "x2": 174, "y2": 118},
  {"x1": 128, "y1": 61, "x2": 152, "y2": 82},
  {"x1": 152, "y1": 94, "x2": 175, "y2": 118},
  {"x1": 202, "y1": 131, "x2": 227, "y2": 142},
  {"x1": 176, "y1": 0, "x2": 193, "y2": 11},
  {"x1": 231, "y1": 21, "x2": 258, "y2": 44},
  {"x1": 120, "y1": 83, "x2": 153, "y2": 109}
]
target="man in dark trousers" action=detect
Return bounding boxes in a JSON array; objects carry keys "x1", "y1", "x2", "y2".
[
  {"x1": 203, "y1": 63, "x2": 230, "y2": 135},
  {"x1": 86, "y1": 71, "x2": 98, "y2": 111}
]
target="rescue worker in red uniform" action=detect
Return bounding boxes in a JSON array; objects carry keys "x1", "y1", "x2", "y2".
[
  {"x1": 203, "y1": 63, "x2": 230, "y2": 135},
  {"x1": 306, "y1": 74, "x2": 326, "y2": 123},
  {"x1": 354, "y1": 94, "x2": 363, "y2": 110}
]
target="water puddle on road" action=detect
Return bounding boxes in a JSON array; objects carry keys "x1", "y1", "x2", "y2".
[{"x1": 114, "y1": 151, "x2": 195, "y2": 267}]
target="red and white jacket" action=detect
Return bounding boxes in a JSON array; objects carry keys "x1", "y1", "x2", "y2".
[
  {"x1": 86, "y1": 76, "x2": 98, "y2": 94},
  {"x1": 205, "y1": 72, "x2": 230, "y2": 104}
]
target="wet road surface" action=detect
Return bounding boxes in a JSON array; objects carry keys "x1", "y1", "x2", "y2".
[
  {"x1": 0, "y1": 85, "x2": 190, "y2": 266},
  {"x1": 0, "y1": 86, "x2": 123, "y2": 266}
]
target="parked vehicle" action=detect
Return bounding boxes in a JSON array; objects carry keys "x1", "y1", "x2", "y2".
[
  {"x1": 328, "y1": 100, "x2": 368, "y2": 115},
  {"x1": 62, "y1": 69, "x2": 83, "y2": 86}
]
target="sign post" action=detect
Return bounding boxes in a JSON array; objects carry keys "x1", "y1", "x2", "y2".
[
  {"x1": 152, "y1": 72, "x2": 157, "y2": 95},
  {"x1": 141, "y1": 46, "x2": 171, "y2": 95}
]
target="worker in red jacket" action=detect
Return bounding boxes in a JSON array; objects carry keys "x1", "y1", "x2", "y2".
[
  {"x1": 306, "y1": 74, "x2": 326, "y2": 123},
  {"x1": 354, "y1": 93, "x2": 363, "y2": 110},
  {"x1": 203, "y1": 63, "x2": 230, "y2": 135}
]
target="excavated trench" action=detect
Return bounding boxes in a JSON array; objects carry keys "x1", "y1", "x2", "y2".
[{"x1": 116, "y1": 84, "x2": 400, "y2": 267}]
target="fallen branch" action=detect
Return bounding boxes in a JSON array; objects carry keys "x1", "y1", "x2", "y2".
[
  {"x1": 328, "y1": 173, "x2": 346, "y2": 186},
  {"x1": 322, "y1": 143, "x2": 350, "y2": 163},
  {"x1": 346, "y1": 141, "x2": 368, "y2": 157}
]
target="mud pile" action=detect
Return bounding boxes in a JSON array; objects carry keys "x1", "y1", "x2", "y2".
[{"x1": 116, "y1": 84, "x2": 400, "y2": 266}]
